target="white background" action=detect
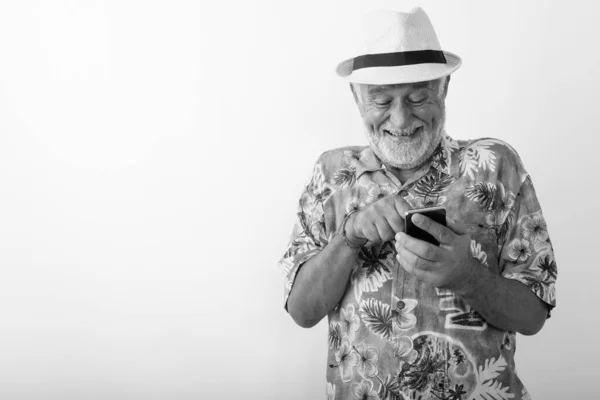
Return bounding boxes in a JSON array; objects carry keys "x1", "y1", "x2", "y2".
[{"x1": 0, "y1": 0, "x2": 597, "y2": 399}]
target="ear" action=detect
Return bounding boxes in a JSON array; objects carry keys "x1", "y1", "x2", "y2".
[
  {"x1": 441, "y1": 75, "x2": 451, "y2": 100},
  {"x1": 349, "y1": 83, "x2": 365, "y2": 114}
]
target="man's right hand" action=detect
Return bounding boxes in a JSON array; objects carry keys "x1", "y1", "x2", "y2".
[
  {"x1": 288, "y1": 192, "x2": 412, "y2": 328},
  {"x1": 346, "y1": 194, "x2": 413, "y2": 245}
]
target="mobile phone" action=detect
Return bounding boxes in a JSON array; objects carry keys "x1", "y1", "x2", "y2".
[{"x1": 404, "y1": 206, "x2": 447, "y2": 246}]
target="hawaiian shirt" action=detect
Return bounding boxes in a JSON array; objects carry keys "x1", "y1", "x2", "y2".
[{"x1": 279, "y1": 133, "x2": 557, "y2": 400}]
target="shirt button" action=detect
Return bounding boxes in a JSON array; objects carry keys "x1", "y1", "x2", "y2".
[{"x1": 399, "y1": 190, "x2": 408, "y2": 197}]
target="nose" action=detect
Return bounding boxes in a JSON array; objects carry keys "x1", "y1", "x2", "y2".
[{"x1": 389, "y1": 103, "x2": 412, "y2": 129}]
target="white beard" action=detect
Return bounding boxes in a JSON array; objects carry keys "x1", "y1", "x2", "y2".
[{"x1": 365, "y1": 115, "x2": 445, "y2": 170}]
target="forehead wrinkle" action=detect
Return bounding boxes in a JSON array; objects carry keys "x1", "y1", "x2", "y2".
[
  {"x1": 412, "y1": 81, "x2": 434, "y2": 90},
  {"x1": 367, "y1": 80, "x2": 436, "y2": 96}
]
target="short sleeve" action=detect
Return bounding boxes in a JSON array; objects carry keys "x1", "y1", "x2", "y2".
[
  {"x1": 498, "y1": 175, "x2": 557, "y2": 316},
  {"x1": 278, "y1": 159, "x2": 332, "y2": 310}
]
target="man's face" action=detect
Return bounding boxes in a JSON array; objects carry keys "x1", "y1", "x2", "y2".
[{"x1": 352, "y1": 78, "x2": 448, "y2": 170}]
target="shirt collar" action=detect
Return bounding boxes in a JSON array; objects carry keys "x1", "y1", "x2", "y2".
[
  {"x1": 355, "y1": 136, "x2": 458, "y2": 181},
  {"x1": 354, "y1": 147, "x2": 385, "y2": 180}
]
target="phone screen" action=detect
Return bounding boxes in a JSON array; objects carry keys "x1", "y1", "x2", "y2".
[{"x1": 404, "y1": 207, "x2": 447, "y2": 246}]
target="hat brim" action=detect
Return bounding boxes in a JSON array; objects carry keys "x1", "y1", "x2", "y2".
[{"x1": 336, "y1": 51, "x2": 461, "y2": 85}]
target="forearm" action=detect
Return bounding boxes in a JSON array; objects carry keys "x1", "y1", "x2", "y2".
[
  {"x1": 287, "y1": 234, "x2": 360, "y2": 328},
  {"x1": 456, "y1": 265, "x2": 548, "y2": 335}
]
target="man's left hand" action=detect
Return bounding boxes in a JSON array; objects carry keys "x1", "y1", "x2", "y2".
[{"x1": 394, "y1": 214, "x2": 475, "y2": 294}]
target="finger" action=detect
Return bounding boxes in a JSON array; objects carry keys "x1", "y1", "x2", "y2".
[
  {"x1": 373, "y1": 217, "x2": 396, "y2": 242},
  {"x1": 362, "y1": 222, "x2": 384, "y2": 243},
  {"x1": 446, "y1": 217, "x2": 468, "y2": 235},
  {"x1": 395, "y1": 248, "x2": 414, "y2": 275},
  {"x1": 395, "y1": 231, "x2": 443, "y2": 261},
  {"x1": 411, "y1": 213, "x2": 455, "y2": 245},
  {"x1": 396, "y1": 250, "x2": 430, "y2": 281},
  {"x1": 351, "y1": 213, "x2": 382, "y2": 243},
  {"x1": 376, "y1": 196, "x2": 407, "y2": 233},
  {"x1": 392, "y1": 194, "x2": 413, "y2": 219},
  {"x1": 386, "y1": 213, "x2": 405, "y2": 234},
  {"x1": 395, "y1": 245, "x2": 435, "y2": 272}
]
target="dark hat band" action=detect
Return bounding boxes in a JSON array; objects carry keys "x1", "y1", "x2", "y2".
[{"x1": 352, "y1": 50, "x2": 447, "y2": 71}]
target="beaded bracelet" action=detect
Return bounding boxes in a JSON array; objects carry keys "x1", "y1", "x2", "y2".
[{"x1": 340, "y1": 210, "x2": 369, "y2": 249}]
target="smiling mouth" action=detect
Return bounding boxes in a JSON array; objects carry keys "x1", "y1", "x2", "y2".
[{"x1": 384, "y1": 126, "x2": 423, "y2": 137}]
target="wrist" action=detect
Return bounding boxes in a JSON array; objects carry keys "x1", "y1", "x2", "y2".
[{"x1": 340, "y1": 211, "x2": 368, "y2": 250}]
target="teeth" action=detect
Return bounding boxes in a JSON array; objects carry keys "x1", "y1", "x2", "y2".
[
  {"x1": 384, "y1": 127, "x2": 422, "y2": 137},
  {"x1": 400, "y1": 129, "x2": 420, "y2": 136}
]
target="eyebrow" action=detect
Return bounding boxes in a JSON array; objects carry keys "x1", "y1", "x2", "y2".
[{"x1": 367, "y1": 85, "x2": 394, "y2": 95}]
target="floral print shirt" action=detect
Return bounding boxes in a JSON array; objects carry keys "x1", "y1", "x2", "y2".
[{"x1": 279, "y1": 133, "x2": 557, "y2": 400}]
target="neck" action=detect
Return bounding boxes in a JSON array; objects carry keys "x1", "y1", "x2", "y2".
[{"x1": 384, "y1": 164, "x2": 420, "y2": 185}]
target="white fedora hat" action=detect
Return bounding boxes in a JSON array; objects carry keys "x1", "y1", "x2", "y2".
[{"x1": 336, "y1": 7, "x2": 461, "y2": 85}]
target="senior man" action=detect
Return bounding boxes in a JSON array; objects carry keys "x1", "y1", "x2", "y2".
[{"x1": 279, "y1": 8, "x2": 556, "y2": 400}]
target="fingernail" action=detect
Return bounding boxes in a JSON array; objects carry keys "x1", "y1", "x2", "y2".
[{"x1": 413, "y1": 213, "x2": 424, "y2": 223}]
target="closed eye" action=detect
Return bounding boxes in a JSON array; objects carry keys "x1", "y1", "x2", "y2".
[{"x1": 408, "y1": 97, "x2": 427, "y2": 106}]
